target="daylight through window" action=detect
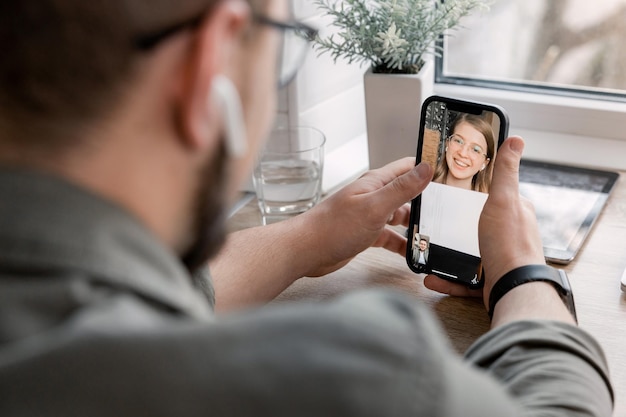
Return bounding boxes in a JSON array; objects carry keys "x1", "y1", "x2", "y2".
[{"x1": 440, "y1": 0, "x2": 626, "y2": 100}]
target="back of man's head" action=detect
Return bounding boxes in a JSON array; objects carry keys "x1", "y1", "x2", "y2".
[{"x1": 0, "y1": 0, "x2": 219, "y2": 152}]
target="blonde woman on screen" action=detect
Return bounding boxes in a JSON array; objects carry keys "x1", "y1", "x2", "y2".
[{"x1": 433, "y1": 114, "x2": 495, "y2": 193}]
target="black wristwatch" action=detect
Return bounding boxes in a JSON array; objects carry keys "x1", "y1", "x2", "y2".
[{"x1": 488, "y1": 264, "x2": 577, "y2": 322}]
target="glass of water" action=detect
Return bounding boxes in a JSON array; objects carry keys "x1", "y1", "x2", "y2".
[{"x1": 253, "y1": 126, "x2": 325, "y2": 221}]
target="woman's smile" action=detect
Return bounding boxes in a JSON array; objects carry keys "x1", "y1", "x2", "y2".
[{"x1": 452, "y1": 157, "x2": 471, "y2": 169}]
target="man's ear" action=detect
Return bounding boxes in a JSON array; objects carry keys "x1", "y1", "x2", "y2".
[{"x1": 179, "y1": 0, "x2": 250, "y2": 151}]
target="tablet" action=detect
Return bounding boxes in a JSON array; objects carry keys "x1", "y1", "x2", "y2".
[{"x1": 519, "y1": 159, "x2": 619, "y2": 264}]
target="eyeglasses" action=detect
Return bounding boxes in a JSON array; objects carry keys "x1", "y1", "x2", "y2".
[
  {"x1": 134, "y1": 11, "x2": 318, "y2": 90},
  {"x1": 255, "y1": 15, "x2": 318, "y2": 89},
  {"x1": 447, "y1": 134, "x2": 488, "y2": 159}
]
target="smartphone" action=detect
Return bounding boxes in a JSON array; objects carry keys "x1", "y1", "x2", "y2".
[{"x1": 407, "y1": 95, "x2": 509, "y2": 288}]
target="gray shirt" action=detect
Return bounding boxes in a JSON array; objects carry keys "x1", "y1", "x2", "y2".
[{"x1": 0, "y1": 169, "x2": 613, "y2": 416}]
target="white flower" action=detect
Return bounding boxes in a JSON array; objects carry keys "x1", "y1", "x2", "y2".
[{"x1": 376, "y1": 22, "x2": 409, "y2": 56}]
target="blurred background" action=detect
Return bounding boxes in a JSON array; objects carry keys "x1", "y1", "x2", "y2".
[{"x1": 444, "y1": 0, "x2": 626, "y2": 95}]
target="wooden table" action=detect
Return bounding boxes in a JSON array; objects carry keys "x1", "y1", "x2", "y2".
[{"x1": 229, "y1": 172, "x2": 626, "y2": 416}]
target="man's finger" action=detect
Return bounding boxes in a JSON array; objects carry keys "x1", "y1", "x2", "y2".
[
  {"x1": 372, "y1": 162, "x2": 433, "y2": 217},
  {"x1": 423, "y1": 275, "x2": 483, "y2": 298},
  {"x1": 360, "y1": 157, "x2": 417, "y2": 186},
  {"x1": 386, "y1": 203, "x2": 412, "y2": 226},
  {"x1": 488, "y1": 136, "x2": 524, "y2": 202},
  {"x1": 373, "y1": 228, "x2": 407, "y2": 257}
]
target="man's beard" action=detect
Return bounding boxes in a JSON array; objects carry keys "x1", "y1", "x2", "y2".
[{"x1": 181, "y1": 141, "x2": 230, "y2": 275}]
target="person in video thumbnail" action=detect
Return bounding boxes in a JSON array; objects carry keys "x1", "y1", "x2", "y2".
[
  {"x1": 413, "y1": 234, "x2": 429, "y2": 266},
  {"x1": 433, "y1": 113, "x2": 495, "y2": 193}
]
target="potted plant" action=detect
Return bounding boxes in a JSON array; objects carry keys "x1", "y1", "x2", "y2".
[{"x1": 312, "y1": 0, "x2": 491, "y2": 168}]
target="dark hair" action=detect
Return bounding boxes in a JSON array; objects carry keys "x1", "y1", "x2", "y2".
[
  {"x1": 432, "y1": 113, "x2": 496, "y2": 193},
  {"x1": 0, "y1": 0, "x2": 220, "y2": 150}
]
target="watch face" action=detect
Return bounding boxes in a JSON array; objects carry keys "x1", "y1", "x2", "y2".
[
  {"x1": 556, "y1": 269, "x2": 577, "y2": 323},
  {"x1": 564, "y1": 290, "x2": 578, "y2": 323},
  {"x1": 556, "y1": 269, "x2": 572, "y2": 292},
  {"x1": 566, "y1": 293, "x2": 578, "y2": 323}
]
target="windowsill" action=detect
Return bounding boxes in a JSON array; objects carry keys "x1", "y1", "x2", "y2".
[{"x1": 511, "y1": 128, "x2": 626, "y2": 172}]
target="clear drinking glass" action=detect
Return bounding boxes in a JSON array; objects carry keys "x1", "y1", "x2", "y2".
[{"x1": 253, "y1": 126, "x2": 325, "y2": 221}]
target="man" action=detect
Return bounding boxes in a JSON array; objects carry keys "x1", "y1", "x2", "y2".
[
  {"x1": 0, "y1": 0, "x2": 613, "y2": 416},
  {"x1": 413, "y1": 236, "x2": 429, "y2": 266}
]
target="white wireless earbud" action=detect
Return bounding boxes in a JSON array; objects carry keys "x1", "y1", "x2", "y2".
[
  {"x1": 445, "y1": 146, "x2": 448, "y2": 152},
  {"x1": 210, "y1": 75, "x2": 247, "y2": 158},
  {"x1": 481, "y1": 164, "x2": 486, "y2": 171}
]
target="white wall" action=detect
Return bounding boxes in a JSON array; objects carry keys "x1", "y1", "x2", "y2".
[{"x1": 282, "y1": 2, "x2": 370, "y2": 192}]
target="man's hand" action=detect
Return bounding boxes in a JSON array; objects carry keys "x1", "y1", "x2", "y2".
[
  {"x1": 423, "y1": 137, "x2": 546, "y2": 308},
  {"x1": 211, "y1": 157, "x2": 432, "y2": 311},
  {"x1": 301, "y1": 158, "x2": 433, "y2": 277},
  {"x1": 475, "y1": 137, "x2": 546, "y2": 306}
]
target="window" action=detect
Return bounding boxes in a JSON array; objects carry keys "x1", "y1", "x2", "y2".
[
  {"x1": 439, "y1": 0, "x2": 626, "y2": 100},
  {"x1": 434, "y1": 0, "x2": 626, "y2": 170}
]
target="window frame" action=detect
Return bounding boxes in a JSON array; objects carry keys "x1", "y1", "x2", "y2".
[{"x1": 435, "y1": 53, "x2": 626, "y2": 105}]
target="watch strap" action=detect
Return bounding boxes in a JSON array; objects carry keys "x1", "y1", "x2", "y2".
[{"x1": 488, "y1": 264, "x2": 577, "y2": 322}]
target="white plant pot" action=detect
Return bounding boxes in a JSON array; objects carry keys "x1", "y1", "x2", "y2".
[{"x1": 364, "y1": 60, "x2": 435, "y2": 169}]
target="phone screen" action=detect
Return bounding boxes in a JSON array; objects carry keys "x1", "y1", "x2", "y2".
[{"x1": 407, "y1": 96, "x2": 508, "y2": 288}]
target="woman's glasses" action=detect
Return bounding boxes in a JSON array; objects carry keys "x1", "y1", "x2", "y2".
[
  {"x1": 447, "y1": 134, "x2": 488, "y2": 159},
  {"x1": 134, "y1": 12, "x2": 318, "y2": 90}
]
